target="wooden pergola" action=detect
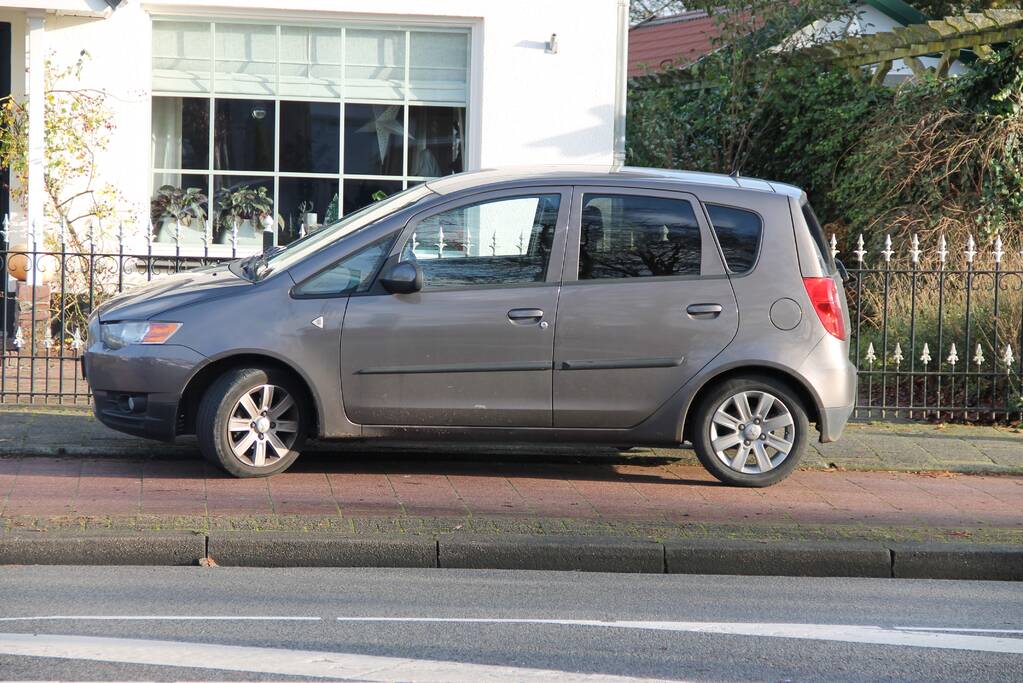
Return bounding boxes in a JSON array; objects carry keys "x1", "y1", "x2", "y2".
[{"x1": 807, "y1": 9, "x2": 1023, "y2": 83}]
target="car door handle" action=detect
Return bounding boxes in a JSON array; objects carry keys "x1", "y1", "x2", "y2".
[
  {"x1": 686, "y1": 303, "x2": 723, "y2": 318},
  {"x1": 508, "y1": 308, "x2": 545, "y2": 323}
]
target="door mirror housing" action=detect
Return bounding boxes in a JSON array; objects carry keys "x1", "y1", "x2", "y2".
[{"x1": 379, "y1": 261, "x2": 423, "y2": 294}]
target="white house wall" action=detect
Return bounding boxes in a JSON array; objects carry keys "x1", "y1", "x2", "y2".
[{"x1": 7, "y1": 0, "x2": 620, "y2": 235}]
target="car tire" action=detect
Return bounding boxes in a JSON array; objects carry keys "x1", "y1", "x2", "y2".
[
  {"x1": 690, "y1": 375, "x2": 809, "y2": 488},
  {"x1": 197, "y1": 367, "x2": 308, "y2": 478}
]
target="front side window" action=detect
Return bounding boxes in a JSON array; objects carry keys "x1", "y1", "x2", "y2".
[
  {"x1": 151, "y1": 20, "x2": 469, "y2": 248},
  {"x1": 293, "y1": 235, "x2": 395, "y2": 297},
  {"x1": 400, "y1": 194, "x2": 561, "y2": 290},
  {"x1": 706, "y1": 204, "x2": 762, "y2": 274},
  {"x1": 578, "y1": 194, "x2": 702, "y2": 280}
]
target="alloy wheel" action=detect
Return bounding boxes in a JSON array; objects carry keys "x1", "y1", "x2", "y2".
[
  {"x1": 708, "y1": 390, "x2": 796, "y2": 474},
  {"x1": 227, "y1": 384, "x2": 300, "y2": 467}
]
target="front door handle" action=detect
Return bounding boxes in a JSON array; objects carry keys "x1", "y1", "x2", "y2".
[
  {"x1": 508, "y1": 308, "x2": 545, "y2": 323},
  {"x1": 686, "y1": 303, "x2": 723, "y2": 318}
]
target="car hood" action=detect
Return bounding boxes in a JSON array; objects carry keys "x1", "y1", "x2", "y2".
[{"x1": 94, "y1": 264, "x2": 249, "y2": 322}]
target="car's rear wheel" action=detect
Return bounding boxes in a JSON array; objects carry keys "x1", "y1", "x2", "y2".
[
  {"x1": 197, "y1": 367, "x2": 307, "y2": 478},
  {"x1": 690, "y1": 375, "x2": 808, "y2": 487}
]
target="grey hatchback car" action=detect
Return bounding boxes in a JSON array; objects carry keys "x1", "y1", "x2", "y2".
[{"x1": 85, "y1": 166, "x2": 855, "y2": 487}]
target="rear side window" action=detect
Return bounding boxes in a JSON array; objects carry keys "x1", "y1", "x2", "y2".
[
  {"x1": 802, "y1": 203, "x2": 836, "y2": 273},
  {"x1": 578, "y1": 194, "x2": 701, "y2": 280},
  {"x1": 706, "y1": 204, "x2": 762, "y2": 274}
]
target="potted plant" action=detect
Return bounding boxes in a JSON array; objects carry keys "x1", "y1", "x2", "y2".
[
  {"x1": 150, "y1": 185, "x2": 208, "y2": 244},
  {"x1": 215, "y1": 185, "x2": 276, "y2": 245}
]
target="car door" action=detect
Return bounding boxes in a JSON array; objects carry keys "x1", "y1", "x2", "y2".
[
  {"x1": 553, "y1": 187, "x2": 739, "y2": 428},
  {"x1": 340, "y1": 187, "x2": 571, "y2": 427}
]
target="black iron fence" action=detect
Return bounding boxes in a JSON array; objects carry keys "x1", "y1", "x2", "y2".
[{"x1": 2, "y1": 219, "x2": 1022, "y2": 422}]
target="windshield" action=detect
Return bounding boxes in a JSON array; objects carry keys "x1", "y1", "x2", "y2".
[{"x1": 255, "y1": 185, "x2": 434, "y2": 278}]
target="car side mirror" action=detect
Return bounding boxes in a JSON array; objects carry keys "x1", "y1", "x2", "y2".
[
  {"x1": 835, "y1": 259, "x2": 849, "y2": 282},
  {"x1": 379, "y1": 261, "x2": 423, "y2": 294}
]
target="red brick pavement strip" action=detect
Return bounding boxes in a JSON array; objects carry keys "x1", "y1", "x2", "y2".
[{"x1": 0, "y1": 454, "x2": 1021, "y2": 532}]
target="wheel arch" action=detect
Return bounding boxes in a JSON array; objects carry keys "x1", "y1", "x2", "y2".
[
  {"x1": 680, "y1": 363, "x2": 823, "y2": 443},
  {"x1": 177, "y1": 353, "x2": 321, "y2": 438}
]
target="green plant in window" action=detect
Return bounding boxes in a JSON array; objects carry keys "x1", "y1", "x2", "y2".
[
  {"x1": 215, "y1": 184, "x2": 275, "y2": 232},
  {"x1": 371, "y1": 190, "x2": 389, "y2": 202},
  {"x1": 150, "y1": 185, "x2": 207, "y2": 228},
  {"x1": 325, "y1": 193, "x2": 340, "y2": 224}
]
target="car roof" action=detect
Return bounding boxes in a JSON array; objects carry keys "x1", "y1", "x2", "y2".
[{"x1": 425, "y1": 165, "x2": 805, "y2": 200}]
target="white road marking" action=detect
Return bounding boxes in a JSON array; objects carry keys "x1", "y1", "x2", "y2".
[
  {"x1": 334, "y1": 617, "x2": 1023, "y2": 654},
  {"x1": 0, "y1": 615, "x2": 320, "y2": 621},
  {"x1": 0, "y1": 633, "x2": 673, "y2": 682},
  {"x1": 896, "y1": 626, "x2": 1023, "y2": 635}
]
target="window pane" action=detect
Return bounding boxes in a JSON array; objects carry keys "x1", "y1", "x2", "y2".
[
  {"x1": 280, "y1": 26, "x2": 342, "y2": 98},
  {"x1": 213, "y1": 176, "x2": 274, "y2": 247},
  {"x1": 278, "y1": 177, "x2": 340, "y2": 245},
  {"x1": 343, "y1": 179, "x2": 402, "y2": 215},
  {"x1": 295, "y1": 235, "x2": 394, "y2": 296},
  {"x1": 345, "y1": 29, "x2": 405, "y2": 100},
  {"x1": 344, "y1": 104, "x2": 404, "y2": 176},
  {"x1": 215, "y1": 23, "x2": 276, "y2": 95},
  {"x1": 579, "y1": 195, "x2": 701, "y2": 280},
  {"x1": 152, "y1": 96, "x2": 209, "y2": 170},
  {"x1": 408, "y1": 106, "x2": 464, "y2": 177},
  {"x1": 280, "y1": 101, "x2": 340, "y2": 174},
  {"x1": 153, "y1": 21, "x2": 211, "y2": 93},
  {"x1": 151, "y1": 173, "x2": 209, "y2": 244},
  {"x1": 214, "y1": 99, "x2": 275, "y2": 171},
  {"x1": 401, "y1": 194, "x2": 560, "y2": 290},
  {"x1": 706, "y1": 204, "x2": 762, "y2": 274},
  {"x1": 409, "y1": 31, "x2": 468, "y2": 103}
]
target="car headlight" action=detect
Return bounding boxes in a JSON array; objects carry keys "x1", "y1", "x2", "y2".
[{"x1": 100, "y1": 321, "x2": 182, "y2": 349}]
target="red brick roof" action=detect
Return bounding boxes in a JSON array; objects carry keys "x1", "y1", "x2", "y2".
[{"x1": 628, "y1": 11, "x2": 722, "y2": 78}]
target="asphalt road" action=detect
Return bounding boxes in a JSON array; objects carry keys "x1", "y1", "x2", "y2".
[{"x1": 0, "y1": 566, "x2": 1020, "y2": 682}]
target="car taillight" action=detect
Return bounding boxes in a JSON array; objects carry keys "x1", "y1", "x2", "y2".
[{"x1": 803, "y1": 276, "x2": 847, "y2": 340}]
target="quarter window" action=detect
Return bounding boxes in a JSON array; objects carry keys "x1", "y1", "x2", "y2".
[
  {"x1": 401, "y1": 194, "x2": 561, "y2": 290},
  {"x1": 578, "y1": 194, "x2": 702, "y2": 280},
  {"x1": 706, "y1": 204, "x2": 762, "y2": 274},
  {"x1": 294, "y1": 235, "x2": 395, "y2": 297}
]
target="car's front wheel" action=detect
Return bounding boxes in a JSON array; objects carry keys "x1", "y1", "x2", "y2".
[
  {"x1": 690, "y1": 375, "x2": 808, "y2": 487},
  {"x1": 197, "y1": 367, "x2": 307, "y2": 478}
]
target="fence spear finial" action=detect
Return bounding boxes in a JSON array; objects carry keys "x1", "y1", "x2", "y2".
[
  {"x1": 854, "y1": 234, "x2": 866, "y2": 263},
  {"x1": 70, "y1": 328, "x2": 84, "y2": 352},
  {"x1": 13, "y1": 326, "x2": 24, "y2": 351},
  {"x1": 993, "y1": 235, "x2": 1004, "y2": 264},
  {"x1": 938, "y1": 234, "x2": 948, "y2": 263},
  {"x1": 1, "y1": 214, "x2": 8, "y2": 243},
  {"x1": 1004, "y1": 345, "x2": 1015, "y2": 373},
  {"x1": 882, "y1": 234, "x2": 894, "y2": 262},
  {"x1": 830, "y1": 234, "x2": 839, "y2": 259},
  {"x1": 865, "y1": 342, "x2": 876, "y2": 364},
  {"x1": 892, "y1": 343, "x2": 903, "y2": 366},
  {"x1": 965, "y1": 235, "x2": 977, "y2": 263},
  {"x1": 921, "y1": 343, "x2": 931, "y2": 366},
  {"x1": 910, "y1": 234, "x2": 921, "y2": 264},
  {"x1": 974, "y1": 344, "x2": 985, "y2": 367},
  {"x1": 947, "y1": 343, "x2": 959, "y2": 366}
]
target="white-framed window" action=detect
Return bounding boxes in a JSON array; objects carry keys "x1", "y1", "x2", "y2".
[{"x1": 150, "y1": 18, "x2": 470, "y2": 251}]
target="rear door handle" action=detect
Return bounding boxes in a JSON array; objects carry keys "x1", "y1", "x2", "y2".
[
  {"x1": 686, "y1": 303, "x2": 723, "y2": 318},
  {"x1": 508, "y1": 308, "x2": 545, "y2": 323}
]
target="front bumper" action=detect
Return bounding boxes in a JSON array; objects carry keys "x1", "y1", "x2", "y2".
[{"x1": 83, "y1": 341, "x2": 206, "y2": 442}]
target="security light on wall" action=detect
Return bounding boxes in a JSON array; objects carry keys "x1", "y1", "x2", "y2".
[{"x1": 546, "y1": 34, "x2": 558, "y2": 54}]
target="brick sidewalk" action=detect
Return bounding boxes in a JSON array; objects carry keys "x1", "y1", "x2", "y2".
[{"x1": 0, "y1": 405, "x2": 1021, "y2": 541}]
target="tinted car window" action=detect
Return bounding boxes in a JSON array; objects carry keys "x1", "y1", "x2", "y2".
[
  {"x1": 706, "y1": 204, "x2": 762, "y2": 274},
  {"x1": 578, "y1": 194, "x2": 701, "y2": 280},
  {"x1": 294, "y1": 235, "x2": 394, "y2": 296},
  {"x1": 401, "y1": 194, "x2": 560, "y2": 290}
]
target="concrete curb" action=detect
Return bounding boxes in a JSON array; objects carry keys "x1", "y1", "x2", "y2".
[
  {"x1": 664, "y1": 539, "x2": 891, "y2": 578},
  {"x1": 891, "y1": 543, "x2": 1023, "y2": 581},
  {"x1": 439, "y1": 535, "x2": 665, "y2": 573},
  {"x1": 207, "y1": 533, "x2": 437, "y2": 568},
  {"x1": 0, "y1": 533, "x2": 204, "y2": 566},
  {"x1": 0, "y1": 533, "x2": 1019, "y2": 580}
]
